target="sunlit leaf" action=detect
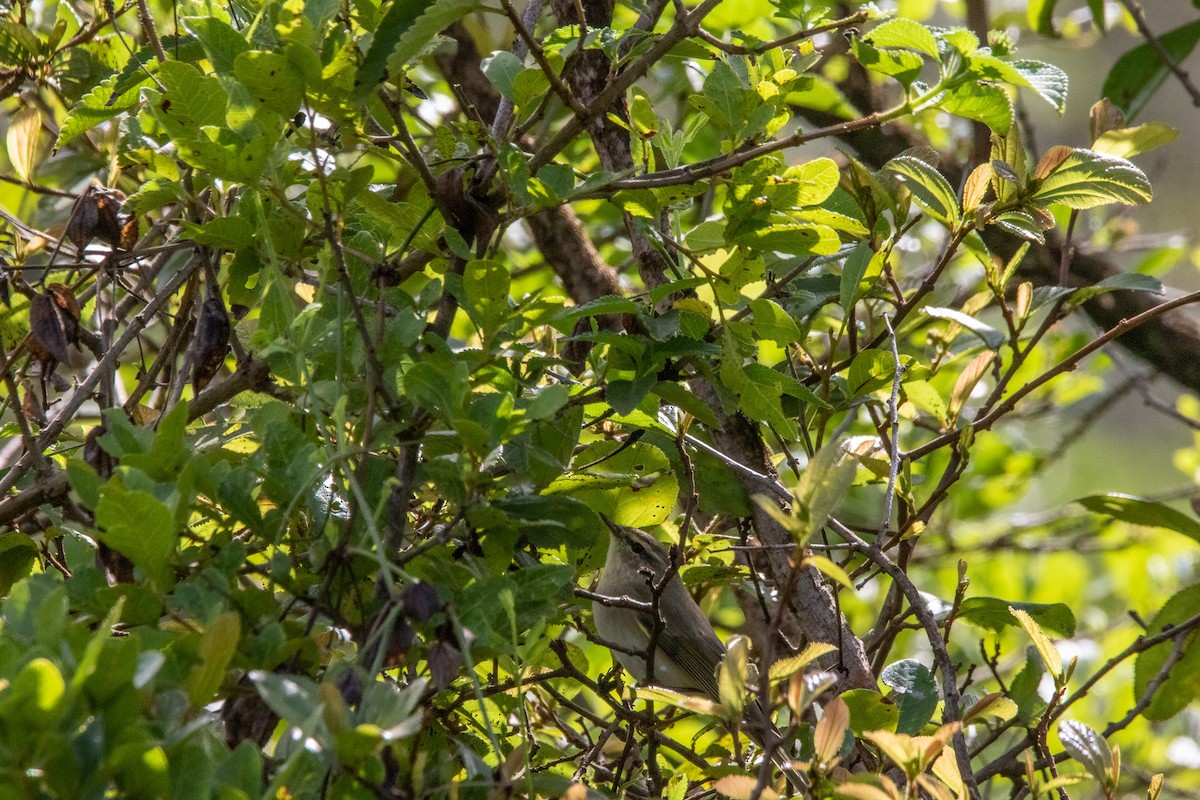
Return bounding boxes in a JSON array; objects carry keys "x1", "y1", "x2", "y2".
[
  {"x1": 1011, "y1": 607, "x2": 1064, "y2": 682},
  {"x1": 1077, "y1": 493, "x2": 1200, "y2": 543},
  {"x1": 1031, "y1": 148, "x2": 1152, "y2": 209},
  {"x1": 958, "y1": 597, "x2": 1076, "y2": 637},
  {"x1": 883, "y1": 156, "x2": 960, "y2": 225},
  {"x1": 1058, "y1": 720, "x2": 1113, "y2": 786}
]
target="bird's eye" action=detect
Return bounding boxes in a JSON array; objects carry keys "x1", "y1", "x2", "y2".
[{"x1": 629, "y1": 541, "x2": 647, "y2": 558}]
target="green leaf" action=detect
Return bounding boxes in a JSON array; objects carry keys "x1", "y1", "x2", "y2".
[
  {"x1": 686, "y1": 220, "x2": 726, "y2": 252},
  {"x1": 938, "y1": 82, "x2": 1013, "y2": 135},
  {"x1": 404, "y1": 359, "x2": 468, "y2": 418},
  {"x1": 851, "y1": 37, "x2": 924, "y2": 85},
  {"x1": 806, "y1": 554, "x2": 853, "y2": 589},
  {"x1": 108, "y1": 35, "x2": 203, "y2": 98},
  {"x1": 185, "y1": 15, "x2": 250, "y2": 75},
  {"x1": 717, "y1": 635, "x2": 750, "y2": 717},
  {"x1": 700, "y1": 59, "x2": 749, "y2": 137},
  {"x1": 789, "y1": 157, "x2": 841, "y2": 206},
  {"x1": 94, "y1": 483, "x2": 177, "y2": 591},
  {"x1": 1103, "y1": 19, "x2": 1200, "y2": 120},
  {"x1": 184, "y1": 612, "x2": 241, "y2": 708},
  {"x1": 459, "y1": 565, "x2": 574, "y2": 647},
  {"x1": 1009, "y1": 60, "x2": 1069, "y2": 113},
  {"x1": 491, "y1": 495, "x2": 598, "y2": 547},
  {"x1": 864, "y1": 19, "x2": 939, "y2": 58},
  {"x1": 1058, "y1": 720, "x2": 1113, "y2": 785},
  {"x1": 234, "y1": 50, "x2": 305, "y2": 115},
  {"x1": 56, "y1": 72, "x2": 143, "y2": 150},
  {"x1": 154, "y1": 60, "x2": 226, "y2": 129},
  {"x1": 958, "y1": 597, "x2": 1077, "y2": 637},
  {"x1": 734, "y1": 222, "x2": 840, "y2": 256},
  {"x1": 250, "y1": 671, "x2": 321, "y2": 723},
  {"x1": 653, "y1": 381, "x2": 719, "y2": 427},
  {"x1": 883, "y1": 156, "x2": 960, "y2": 225},
  {"x1": 522, "y1": 383, "x2": 570, "y2": 421},
  {"x1": 842, "y1": 687, "x2": 900, "y2": 734},
  {"x1": 768, "y1": 642, "x2": 838, "y2": 682},
  {"x1": 482, "y1": 51, "x2": 523, "y2": 100},
  {"x1": 1077, "y1": 493, "x2": 1200, "y2": 543},
  {"x1": 606, "y1": 373, "x2": 656, "y2": 415},
  {"x1": 463, "y1": 259, "x2": 511, "y2": 337},
  {"x1": 1027, "y1": 0, "x2": 1059, "y2": 36},
  {"x1": 922, "y1": 306, "x2": 1004, "y2": 350},
  {"x1": 547, "y1": 440, "x2": 678, "y2": 527},
  {"x1": 903, "y1": 379, "x2": 948, "y2": 426},
  {"x1": 881, "y1": 659, "x2": 938, "y2": 735},
  {"x1": 1133, "y1": 584, "x2": 1200, "y2": 720},
  {"x1": 796, "y1": 207, "x2": 869, "y2": 237},
  {"x1": 1010, "y1": 648, "x2": 1046, "y2": 722},
  {"x1": 635, "y1": 686, "x2": 722, "y2": 716},
  {"x1": 66, "y1": 459, "x2": 102, "y2": 509},
  {"x1": 123, "y1": 401, "x2": 190, "y2": 483},
  {"x1": 1031, "y1": 148, "x2": 1152, "y2": 209},
  {"x1": 555, "y1": 296, "x2": 640, "y2": 326},
  {"x1": 0, "y1": 20, "x2": 40, "y2": 68},
  {"x1": 1068, "y1": 273, "x2": 1162, "y2": 308},
  {"x1": 149, "y1": 61, "x2": 270, "y2": 182},
  {"x1": 721, "y1": 357, "x2": 796, "y2": 439},
  {"x1": 749, "y1": 298, "x2": 803, "y2": 345},
  {"x1": 357, "y1": 0, "x2": 478, "y2": 98},
  {"x1": 0, "y1": 535, "x2": 37, "y2": 596},
  {"x1": 181, "y1": 215, "x2": 256, "y2": 248},
  {"x1": 1011, "y1": 607, "x2": 1064, "y2": 682},
  {"x1": 795, "y1": 440, "x2": 858, "y2": 542},
  {"x1": 848, "y1": 349, "x2": 900, "y2": 396},
  {"x1": 990, "y1": 209, "x2": 1045, "y2": 243},
  {"x1": 1092, "y1": 123, "x2": 1179, "y2": 159}
]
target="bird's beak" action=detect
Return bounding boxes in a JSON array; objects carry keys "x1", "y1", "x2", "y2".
[{"x1": 598, "y1": 513, "x2": 621, "y2": 534}]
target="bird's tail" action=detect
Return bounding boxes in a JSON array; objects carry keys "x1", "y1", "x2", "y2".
[{"x1": 741, "y1": 698, "x2": 809, "y2": 796}]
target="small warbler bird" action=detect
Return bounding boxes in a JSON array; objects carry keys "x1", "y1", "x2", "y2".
[
  {"x1": 593, "y1": 518, "x2": 726, "y2": 696},
  {"x1": 592, "y1": 516, "x2": 802, "y2": 788}
]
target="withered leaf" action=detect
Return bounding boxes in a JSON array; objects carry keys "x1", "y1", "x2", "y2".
[
  {"x1": 46, "y1": 284, "x2": 80, "y2": 328},
  {"x1": 83, "y1": 422, "x2": 113, "y2": 478},
  {"x1": 28, "y1": 292, "x2": 71, "y2": 364},
  {"x1": 402, "y1": 581, "x2": 442, "y2": 623},
  {"x1": 427, "y1": 640, "x2": 462, "y2": 690},
  {"x1": 94, "y1": 190, "x2": 126, "y2": 247},
  {"x1": 192, "y1": 297, "x2": 231, "y2": 392},
  {"x1": 21, "y1": 384, "x2": 44, "y2": 426},
  {"x1": 119, "y1": 216, "x2": 139, "y2": 250},
  {"x1": 65, "y1": 193, "x2": 100, "y2": 248}
]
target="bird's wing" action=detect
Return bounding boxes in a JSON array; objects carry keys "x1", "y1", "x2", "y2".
[{"x1": 636, "y1": 597, "x2": 726, "y2": 699}]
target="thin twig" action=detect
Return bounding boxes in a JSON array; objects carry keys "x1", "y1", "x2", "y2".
[
  {"x1": 878, "y1": 315, "x2": 903, "y2": 542},
  {"x1": 906, "y1": 288, "x2": 1200, "y2": 460}
]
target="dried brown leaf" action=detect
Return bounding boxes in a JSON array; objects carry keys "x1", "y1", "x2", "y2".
[
  {"x1": 65, "y1": 193, "x2": 101, "y2": 248},
  {"x1": 192, "y1": 297, "x2": 231, "y2": 392},
  {"x1": 28, "y1": 292, "x2": 70, "y2": 364}
]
